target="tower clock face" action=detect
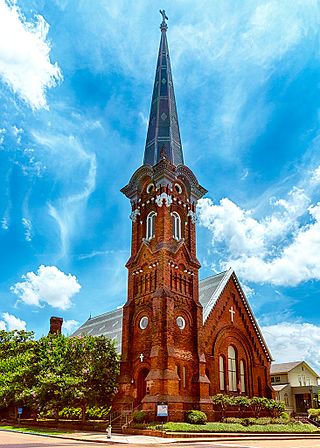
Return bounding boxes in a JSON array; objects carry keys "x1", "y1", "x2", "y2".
[
  {"x1": 139, "y1": 316, "x2": 149, "y2": 330},
  {"x1": 176, "y1": 316, "x2": 186, "y2": 330}
]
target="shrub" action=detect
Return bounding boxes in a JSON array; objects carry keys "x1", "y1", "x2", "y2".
[
  {"x1": 86, "y1": 406, "x2": 110, "y2": 420},
  {"x1": 241, "y1": 418, "x2": 254, "y2": 427},
  {"x1": 185, "y1": 410, "x2": 208, "y2": 425},
  {"x1": 280, "y1": 412, "x2": 289, "y2": 420},
  {"x1": 59, "y1": 407, "x2": 81, "y2": 420},
  {"x1": 308, "y1": 408, "x2": 320, "y2": 421},
  {"x1": 132, "y1": 410, "x2": 147, "y2": 423},
  {"x1": 224, "y1": 417, "x2": 243, "y2": 424}
]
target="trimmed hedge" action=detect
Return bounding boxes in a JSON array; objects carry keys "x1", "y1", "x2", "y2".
[{"x1": 185, "y1": 410, "x2": 207, "y2": 425}]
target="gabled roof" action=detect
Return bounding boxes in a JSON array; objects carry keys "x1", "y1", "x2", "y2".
[
  {"x1": 271, "y1": 361, "x2": 320, "y2": 378},
  {"x1": 202, "y1": 268, "x2": 272, "y2": 362},
  {"x1": 201, "y1": 269, "x2": 232, "y2": 322},
  {"x1": 72, "y1": 308, "x2": 123, "y2": 352},
  {"x1": 271, "y1": 361, "x2": 301, "y2": 374}
]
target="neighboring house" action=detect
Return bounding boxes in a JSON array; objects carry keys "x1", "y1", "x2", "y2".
[{"x1": 271, "y1": 361, "x2": 320, "y2": 414}]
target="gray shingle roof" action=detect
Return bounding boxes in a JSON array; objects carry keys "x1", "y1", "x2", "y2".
[
  {"x1": 72, "y1": 307, "x2": 123, "y2": 352},
  {"x1": 270, "y1": 362, "x2": 301, "y2": 374}
]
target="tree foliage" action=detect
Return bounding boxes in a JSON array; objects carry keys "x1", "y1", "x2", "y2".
[
  {"x1": 0, "y1": 330, "x2": 119, "y2": 421},
  {"x1": 212, "y1": 394, "x2": 286, "y2": 421}
]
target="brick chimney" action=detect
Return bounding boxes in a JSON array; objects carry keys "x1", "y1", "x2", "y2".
[{"x1": 49, "y1": 316, "x2": 63, "y2": 335}]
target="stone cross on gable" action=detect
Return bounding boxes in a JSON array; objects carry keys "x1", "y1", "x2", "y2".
[
  {"x1": 229, "y1": 306, "x2": 235, "y2": 323},
  {"x1": 139, "y1": 353, "x2": 144, "y2": 362}
]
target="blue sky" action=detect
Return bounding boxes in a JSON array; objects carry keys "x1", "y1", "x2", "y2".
[{"x1": 1, "y1": 0, "x2": 320, "y2": 370}]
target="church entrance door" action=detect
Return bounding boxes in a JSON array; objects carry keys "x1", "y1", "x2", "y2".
[{"x1": 137, "y1": 368, "x2": 149, "y2": 404}]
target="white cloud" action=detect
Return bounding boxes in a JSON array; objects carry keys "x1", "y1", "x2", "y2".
[
  {"x1": 0, "y1": 128, "x2": 6, "y2": 145},
  {"x1": 0, "y1": 313, "x2": 26, "y2": 331},
  {"x1": 32, "y1": 132, "x2": 96, "y2": 258},
  {"x1": 0, "y1": 1, "x2": 62, "y2": 109},
  {"x1": 11, "y1": 265, "x2": 81, "y2": 310},
  {"x1": 311, "y1": 166, "x2": 320, "y2": 184},
  {"x1": 262, "y1": 322, "x2": 320, "y2": 373},
  {"x1": 198, "y1": 168, "x2": 320, "y2": 286},
  {"x1": 22, "y1": 218, "x2": 32, "y2": 242},
  {"x1": 62, "y1": 319, "x2": 78, "y2": 334}
]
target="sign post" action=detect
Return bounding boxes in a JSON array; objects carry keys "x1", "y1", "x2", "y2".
[
  {"x1": 157, "y1": 403, "x2": 168, "y2": 430},
  {"x1": 17, "y1": 407, "x2": 23, "y2": 425}
]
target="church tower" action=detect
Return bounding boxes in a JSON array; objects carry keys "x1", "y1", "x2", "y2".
[{"x1": 115, "y1": 11, "x2": 209, "y2": 419}]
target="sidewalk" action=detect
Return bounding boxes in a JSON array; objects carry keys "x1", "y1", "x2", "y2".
[
  {"x1": 15, "y1": 430, "x2": 320, "y2": 444},
  {"x1": 2, "y1": 428, "x2": 320, "y2": 445}
]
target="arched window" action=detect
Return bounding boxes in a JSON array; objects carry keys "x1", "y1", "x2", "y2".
[
  {"x1": 228, "y1": 346, "x2": 237, "y2": 392},
  {"x1": 146, "y1": 212, "x2": 156, "y2": 240},
  {"x1": 284, "y1": 393, "x2": 289, "y2": 407},
  {"x1": 240, "y1": 360, "x2": 245, "y2": 393},
  {"x1": 219, "y1": 356, "x2": 225, "y2": 391},
  {"x1": 172, "y1": 212, "x2": 181, "y2": 240}
]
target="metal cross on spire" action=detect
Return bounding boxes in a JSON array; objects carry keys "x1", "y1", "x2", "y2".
[{"x1": 159, "y1": 9, "x2": 168, "y2": 31}]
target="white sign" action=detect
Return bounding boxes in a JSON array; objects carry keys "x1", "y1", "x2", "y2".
[{"x1": 157, "y1": 404, "x2": 168, "y2": 417}]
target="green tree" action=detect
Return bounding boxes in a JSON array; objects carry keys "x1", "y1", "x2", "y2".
[
  {"x1": 69, "y1": 335, "x2": 120, "y2": 421},
  {"x1": 0, "y1": 330, "x2": 38, "y2": 418},
  {"x1": 0, "y1": 330, "x2": 119, "y2": 423},
  {"x1": 249, "y1": 396, "x2": 269, "y2": 418},
  {"x1": 212, "y1": 394, "x2": 236, "y2": 421},
  {"x1": 265, "y1": 398, "x2": 285, "y2": 417},
  {"x1": 233, "y1": 395, "x2": 250, "y2": 417}
]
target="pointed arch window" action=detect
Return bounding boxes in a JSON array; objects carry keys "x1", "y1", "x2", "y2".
[
  {"x1": 172, "y1": 211, "x2": 181, "y2": 240},
  {"x1": 228, "y1": 346, "x2": 237, "y2": 392},
  {"x1": 219, "y1": 356, "x2": 225, "y2": 391},
  {"x1": 146, "y1": 212, "x2": 156, "y2": 240},
  {"x1": 240, "y1": 360, "x2": 245, "y2": 393}
]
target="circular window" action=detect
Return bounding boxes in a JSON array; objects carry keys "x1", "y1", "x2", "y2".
[
  {"x1": 139, "y1": 316, "x2": 149, "y2": 330},
  {"x1": 175, "y1": 183, "x2": 182, "y2": 194},
  {"x1": 146, "y1": 183, "x2": 154, "y2": 194},
  {"x1": 176, "y1": 316, "x2": 186, "y2": 330}
]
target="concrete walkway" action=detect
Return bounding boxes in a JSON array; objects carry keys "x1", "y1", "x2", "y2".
[
  {"x1": 4, "y1": 431, "x2": 320, "y2": 445},
  {"x1": 2, "y1": 428, "x2": 320, "y2": 445}
]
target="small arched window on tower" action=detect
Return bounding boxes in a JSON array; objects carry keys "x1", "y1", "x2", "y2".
[
  {"x1": 219, "y1": 355, "x2": 225, "y2": 391},
  {"x1": 228, "y1": 346, "x2": 237, "y2": 392},
  {"x1": 172, "y1": 211, "x2": 181, "y2": 240},
  {"x1": 146, "y1": 211, "x2": 156, "y2": 240},
  {"x1": 240, "y1": 360, "x2": 245, "y2": 393}
]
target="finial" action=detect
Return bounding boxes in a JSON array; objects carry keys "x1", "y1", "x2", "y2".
[{"x1": 159, "y1": 9, "x2": 168, "y2": 31}]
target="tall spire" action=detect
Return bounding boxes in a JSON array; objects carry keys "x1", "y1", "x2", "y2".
[{"x1": 143, "y1": 11, "x2": 184, "y2": 167}]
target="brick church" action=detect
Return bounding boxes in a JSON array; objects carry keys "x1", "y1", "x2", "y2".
[{"x1": 73, "y1": 11, "x2": 273, "y2": 420}]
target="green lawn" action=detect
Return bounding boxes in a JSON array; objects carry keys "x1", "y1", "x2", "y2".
[
  {"x1": 0, "y1": 425, "x2": 69, "y2": 435},
  {"x1": 162, "y1": 422, "x2": 320, "y2": 433}
]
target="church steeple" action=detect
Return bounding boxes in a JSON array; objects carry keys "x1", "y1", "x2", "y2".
[{"x1": 143, "y1": 10, "x2": 184, "y2": 166}]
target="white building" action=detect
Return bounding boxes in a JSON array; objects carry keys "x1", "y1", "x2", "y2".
[{"x1": 271, "y1": 361, "x2": 319, "y2": 414}]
